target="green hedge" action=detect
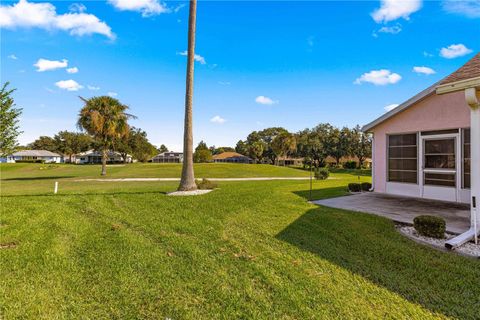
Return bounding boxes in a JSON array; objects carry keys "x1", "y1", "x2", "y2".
[
  {"x1": 413, "y1": 215, "x2": 446, "y2": 239},
  {"x1": 15, "y1": 159, "x2": 45, "y2": 163},
  {"x1": 348, "y1": 183, "x2": 361, "y2": 192},
  {"x1": 196, "y1": 178, "x2": 218, "y2": 190},
  {"x1": 314, "y1": 168, "x2": 330, "y2": 180}
]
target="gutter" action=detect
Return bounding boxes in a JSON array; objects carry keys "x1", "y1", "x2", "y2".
[{"x1": 369, "y1": 134, "x2": 375, "y2": 192}]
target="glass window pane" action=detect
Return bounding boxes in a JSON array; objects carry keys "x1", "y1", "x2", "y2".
[
  {"x1": 424, "y1": 139, "x2": 455, "y2": 154},
  {"x1": 389, "y1": 146, "x2": 417, "y2": 158},
  {"x1": 425, "y1": 155, "x2": 456, "y2": 169},
  {"x1": 388, "y1": 134, "x2": 418, "y2": 184},
  {"x1": 424, "y1": 173, "x2": 456, "y2": 187}
]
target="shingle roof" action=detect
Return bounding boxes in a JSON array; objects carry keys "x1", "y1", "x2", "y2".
[
  {"x1": 12, "y1": 150, "x2": 61, "y2": 157},
  {"x1": 212, "y1": 152, "x2": 250, "y2": 160},
  {"x1": 439, "y1": 52, "x2": 480, "y2": 85}
]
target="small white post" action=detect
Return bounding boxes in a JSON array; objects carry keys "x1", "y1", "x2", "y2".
[{"x1": 54, "y1": 181, "x2": 58, "y2": 194}]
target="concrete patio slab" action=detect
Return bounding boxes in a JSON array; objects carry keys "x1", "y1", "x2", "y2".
[{"x1": 313, "y1": 193, "x2": 470, "y2": 234}]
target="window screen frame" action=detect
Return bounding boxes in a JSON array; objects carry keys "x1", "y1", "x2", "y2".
[
  {"x1": 387, "y1": 132, "x2": 419, "y2": 184},
  {"x1": 462, "y1": 128, "x2": 471, "y2": 190}
]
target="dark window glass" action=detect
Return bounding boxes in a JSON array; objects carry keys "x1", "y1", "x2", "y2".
[
  {"x1": 424, "y1": 139, "x2": 456, "y2": 169},
  {"x1": 464, "y1": 129, "x2": 471, "y2": 189},
  {"x1": 424, "y1": 173, "x2": 456, "y2": 187},
  {"x1": 388, "y1": 134, "x2": 417, "y2": 184}
]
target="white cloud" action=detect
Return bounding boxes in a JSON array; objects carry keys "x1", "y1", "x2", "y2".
[
  {"x1": 354, "y1": 69, "x2": 402, "y2": 85},
  {"x1": 87, "y1": 85, "x2": 100, "y2": 91},
  {"x1": 442, "y1": 0, "x2": 480, "y2": 18},
  {"x1": 0, "y1": 0, "x2": 114, "y2": 39},
  {"x1": 66, "y1": 67, "x2": 79, "y2": 74},
  {"x1": 385, "y1": 103, "x2": 400, "y2": 111},
  {"x1": 55, "y1": 79, "x2": 83, "y2": 91},
  {"x1": 108, "y1": 0, "x2": 168, "y2": 17},
  {"x1": 218, "y1": 81, "x2": 231, "y2": 86},
  {"x1": 177, "y1": 50, "x2": 206, "y2": 65},
  {"x1": 210, "y1": 115, "x2": 226, "y2": 124},
  {"x1": 255, "y1": 96, "x2": 278, "y2": 105},
  {"x1": 34, "y1": 58, "x2": 68, "y2": 72},
  {"x1": 423, "y1": 51, "x2": 434, "y2": 57},
  {"x1": 8, "y1": 54, "x2": 18, "y2": 60},
  {"x1": 371, "y1": 0, "x2": 422, "y2": 23},
  {"x1": 440, "y1": 44, "x2": 473, "y2": 59},
  {"x1": 107, "y1": 91, "x2": 118, "y2": 97},
  {"x1": 413, "y1": 66, "x2": 436, "y2": 75},
  {"x1": 69, "y1": 3, "x2": 86, "y2": 13},
  {"x1": 173, "y1": 3, "x2": 185, "y2": 13},
  {"x1": 378, "y1": 24, "x2": 402, "y2": 34}
]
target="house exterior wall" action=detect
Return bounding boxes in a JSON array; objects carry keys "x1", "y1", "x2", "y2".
[{"x1": 371, "y1": 91, "x2": 470, "y2": 198}]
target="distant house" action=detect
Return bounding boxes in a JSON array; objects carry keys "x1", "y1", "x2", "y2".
[
  {"x1": 151, "y1": 152, "x2": 183, "y2": 163},
  {"x1": 73, "y1": 150, "x2": 132, "y2": 164},
  {"x1": 277, "y1": 157, "x2": 304, "y2": 166},
  {"x1": 2, "y1": 150, "x2": 63, "y2": 163},
  {"x1": 212, "y1": 152, "x2": 252, "y2": 164},
  {"x1": 325, "y1": 156, "x2": 372, "y2": 168}
]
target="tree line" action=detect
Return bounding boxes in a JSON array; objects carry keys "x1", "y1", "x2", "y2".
[{"x1": 235, "y1": 124, "x2": 372, "y2": 168}]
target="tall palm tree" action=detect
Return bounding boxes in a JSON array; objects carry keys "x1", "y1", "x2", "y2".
[
  {"x1": 178, "y1": 0, "x2": 198, "y2": 191},
  {"x1": 77, "y1": 96, "x2": 134, "y2": 176}
]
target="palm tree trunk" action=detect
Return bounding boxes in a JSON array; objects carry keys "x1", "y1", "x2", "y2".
[
  {"x1": 101, "y1": 148, "x2": 107, "y2": 176},
  {"x1": 178, "y1": 0, "x2": 197, "y2": 191}
]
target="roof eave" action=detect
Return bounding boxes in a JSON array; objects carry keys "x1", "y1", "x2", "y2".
[
  {"x1": 436, "y1": 76, "x2": 480, "y2": 95},
  {"x1": 362, "y1": 82, "x2": 438, "y2": 132}
]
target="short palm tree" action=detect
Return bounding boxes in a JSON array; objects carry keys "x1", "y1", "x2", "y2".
[
  {"x1": 178, "y1": 0, "x2": 198, "y2": 191},
  {"x1": 77, "y1": 96, "x2": 134, "y2": 176}
]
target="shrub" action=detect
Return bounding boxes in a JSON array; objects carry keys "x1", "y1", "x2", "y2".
[
  {"x1": 348, "y1": 183, "x2": 361, "y2": 192},
  {"x1": 413, "y1": 215, "x2": 446, "y2": 239},
  {"x1": 343, "y1": 161, "x2": 357, "y2": 169},
  {"x1": 361, "y1": 182, "x2": 372, "y2": 191},
  {"x1": 15, "y1": 159, "x2": 45, "y2": 163},
  {"x1": 196, "y1": 178, "x2": 218, "y2": 190},
  {"x1": 314, "y1": 168, "x2": 330, "y2": 180}
]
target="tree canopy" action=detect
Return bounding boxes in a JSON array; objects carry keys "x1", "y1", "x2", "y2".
[{"x1": 0, "y1": 82, "x2": 22, "y2": 157}]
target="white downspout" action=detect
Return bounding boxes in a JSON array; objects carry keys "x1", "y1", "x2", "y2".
[
  {"x1": 370, "y1": 134, "x2": 375, "y2": 192},
  {"x1": 446, "y1": 87, "x2": 480, "y2": 249}
]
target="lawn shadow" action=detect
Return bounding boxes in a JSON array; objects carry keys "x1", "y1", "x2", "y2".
[
  {"x1": 2, "y1": 176, "x2": 75, "y2": 181},
  {"x1": 293, "y1": 186, "x2": 349, "y2": 201},
  {"x1": 276, "y1": 206, "x2": 480, "y2": 319}
]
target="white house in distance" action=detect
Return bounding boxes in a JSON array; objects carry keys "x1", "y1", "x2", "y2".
[
  {"x1": 151, "y1": 152, "x2": 183, "y2": 163},
  {"x1": 0, "y1": 150, "x2": 63, "y2": 163},
  {"x1": 363, "y1": 53, "x2": 479, "y2": 248},
  {"x1": 73, "y1": 150, "x2": 132, "y2": 164}
]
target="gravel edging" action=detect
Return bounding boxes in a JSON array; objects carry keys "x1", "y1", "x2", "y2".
[
  {"x1": 397, "y1": 225, "x2": 480, "y2": 258},
  {"x1": 167, "y1": 189, "x2": 213, "y2": 196}
]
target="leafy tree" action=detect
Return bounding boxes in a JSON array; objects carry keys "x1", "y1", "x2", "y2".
[
  {"x1": 54, "y1": 131, "x2": 92, "y2": 162},
  {"x1": 195, "y1": 140, "x2": 209, "y2": 151},
  {"x1": 296, "y1": 124, "x2": 333, "y2": 167},
  {"x1": 157, "y1": 144, "x2": 169, "y2": 154},
  {"x1": 271, "y1": 132, "x2": 296, "y2": 165},
  {"x1": 350, "y1": 125, "x2": 372, "y2": 168},
  {"x1": 235, "y1": 140, "x2": 248, "y2": 156},
  {"x1": 0, "y1": 82, "x2": 22, "y2": 156},
  {"x1": 27, "y1": 136, "x2": 57, "y2": 152},
  {"x1": 194, "y1": 140, "x2": 212, "y2": 163},
  {"x1": 77, "y1": 96, "x2": 134, "y2": 176},
  {"x1": 248, "y1": 141, "x2": 264, "y2": 163},
  {"x1": 116, "y1": 127, "x2": 157, "y2": 163},
  {"x1": 178, "y1": 0, "x2": 198, "y2": 191},
  {"x1": 328, "y1": 127, "x2": 351, "y2": 166}
]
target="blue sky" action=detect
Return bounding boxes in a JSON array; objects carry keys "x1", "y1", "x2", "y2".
[{"x1": 1, "y1": 0, "x2": 479, "y2": 151}]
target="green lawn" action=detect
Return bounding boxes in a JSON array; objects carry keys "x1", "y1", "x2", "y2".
[{"x1": 1, "y1": 164, "x2": 478, "y2": 319}]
